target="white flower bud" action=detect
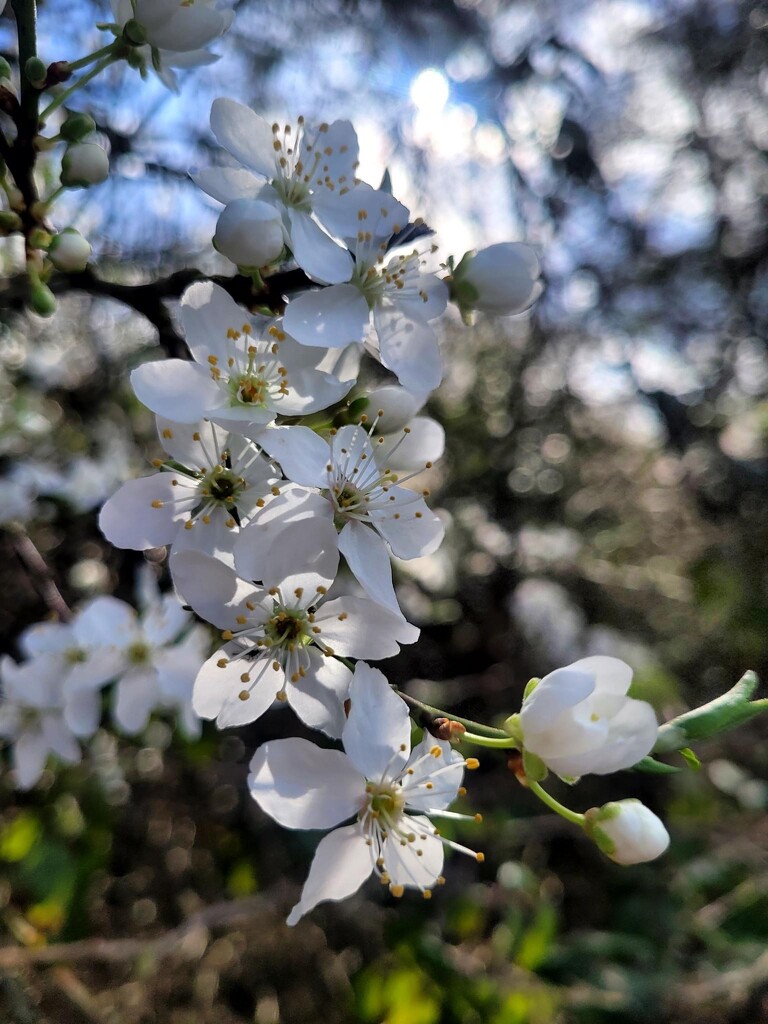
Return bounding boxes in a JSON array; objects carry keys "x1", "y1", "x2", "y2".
[
  {"x1": 48, "y1": 229, "x2": 91, "y2": 272},
  {"x1": 519, "y1": 656, "x2": 658, "y2": 779},
  {"x1": 586, "y1": 800, "x2": 670, "y2": 865},
  {"x1": 61, "y1": 143, "x2": 109, "y2": 188},
  {"x1": 213, "y1": 198, "x2": 284, "y2": 268},
  {"x1": 454, "y1": 242, "x2": 541, "y2": 315}
]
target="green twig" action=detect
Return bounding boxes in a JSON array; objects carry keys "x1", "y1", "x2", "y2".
[
  {"x1": 392, "y1": 687, "x2": 510, "y2": 739},
  {"x1": 527, "y1": 779, "x2": 585, "y2": 827},
  {"x1": 66, "y1": 41, "x2": 117, "y2": 73}
]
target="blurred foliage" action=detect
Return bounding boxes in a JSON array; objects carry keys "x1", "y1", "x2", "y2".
[{"x1": 0, "y1": 0, "x2": 767, "y2": 1021}]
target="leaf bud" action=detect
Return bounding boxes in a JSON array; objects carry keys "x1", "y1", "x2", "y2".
[
  {"x1": 61, "y1": 142, "x2": 109, "y2": 188},
  {"x1": 29, "y1": 282, "x2": 57, "y2": 318},
  {"x1": 48, "y1": 229, "x2": 92, "y2": 272},
  {"x1": 24, "y1": 56, "x2": 47, "y2": 89},
  {"x1": 60, "y1": 112, "x2": 96, "y2": 143}
]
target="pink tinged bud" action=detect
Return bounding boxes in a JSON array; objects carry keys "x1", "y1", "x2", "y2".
[
  {"x1": 61, "y1": 143, "x2": 109, "y2": 188},
  {"x1": 587, "y1": 799, "x2": 670, "y2": 865},
  {"x1": 48, "y1": 229, "x2": 91, "y2": 272},
  {"x1": 213, "y1": 198, "x2": 284, "y2": 268},
  {"x1": 459, "y1": 242, "x2": 541, "y2": 315}
]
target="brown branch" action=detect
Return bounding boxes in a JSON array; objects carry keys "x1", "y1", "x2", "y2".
[
  {"x1": 0, "y1": 894, "x2": 270, "y2": 969},
  {"x1": 9, "y1": 525, "x2": 71, "y2": 622}
]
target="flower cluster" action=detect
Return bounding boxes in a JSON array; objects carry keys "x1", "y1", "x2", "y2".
[{"x1": 0, "y1": 569, "x2": 206, "y2": 789}]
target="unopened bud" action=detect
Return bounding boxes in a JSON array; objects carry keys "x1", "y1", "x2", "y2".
[
  {"x1": 213, "y1": 198, "x2": 284, "y2": 268},
  {"x1": 0, "y1": 211, "x2": 22, "y2": 233},
  {"x1": 451, "y1": 242, "x2": 542, "y2": 317},
  {"x1": 24, "y1": 56, "x2": 47, "y2": 89},
  {"x1": 61, "y1": 142, "x2": 109, "y2": 187},
  {"x1": 29, "y1": 282, "x2": 57, "y2": 318},
  {"x1": 48, "y1": 229, "x2": 91, "y2": 272},
  {"x1": 122, "y1": 18, "x2": 148, "y2": 46},
  {"x1": 584, "y1": 800, "x2": 670, "y2": 866},
  {"x1": 60, "y1": 112, "x2": 96, "y2": 143},
  {"x1": 28, "y1": 227, "x2": 52, "y2": 250}
]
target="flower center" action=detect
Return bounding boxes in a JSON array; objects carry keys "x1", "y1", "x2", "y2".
[
  {"x1": 127, "y1": 641, "x2": 150, "y2": 665},
  {"x1": 365, "y1": 781, "x2": 405, "y2": 822},
  {"x1": 265, "y1": 608, "x2": 309, "y2": 647},
  {"x1": 200, "y1": 467, "x2": 244, "y2": 508},
  {"x1": 236, "y1": 375, "x2": 268, "y2": 405}
]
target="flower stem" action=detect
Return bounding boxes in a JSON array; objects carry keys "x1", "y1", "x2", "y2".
[
  {"x1": 40, "y1": 54, "x2": 116, "y2": 121},
  {"x1": 460, "y1": 731, "x2": 519, "y2": 749},
  {"x1": 527, "y1": 779, "x2": 585, "y2": 826},
  {"x1": 67, "y1": 42, "x2": 117, "y2": 73},
  {"x1": 392, "y1": 687, "x2": 510, "y2": 739}
]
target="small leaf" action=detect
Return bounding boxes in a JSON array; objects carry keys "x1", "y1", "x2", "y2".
[
  {"x1": 632, "y1": 755, "x2": 681, "y2": 775},
  {"x1": 654, "y1": 671, "x2": 767, "y2": 753},
  {"x1": 679, "y1": 747, "x2": 701, "y2": 771}
]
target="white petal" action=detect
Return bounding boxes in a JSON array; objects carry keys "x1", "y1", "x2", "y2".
[
  {"x1": 192, "y1": 165, "x2": 264, "y2": 204},
  {"x1": 113, "y1": 669, "x2": 160, "y2": 734},
  {"x1": 13, "y1": 729, "x2": 48, "y2": 789},
  {"x1": 170, "y1": 550, "x2": 254, "y2": 629},
  {"x1": 303, "y1": 119, "x2": 359, "y2": 196},
  {"x1": 520, "y1": 667, "x2": 595, "y2": 734},
  {"x1": 64, "y1": 689, "x2": 101, "y2": 738},
  {"x1": 401, "y1": 736, "x2": 464, "y2": 812},
  {"x1": 249, "y1": 738, "x2": 364, "y2": 829},
  {"x1": 99, "y1": 473, "x2": 198, "y2": 550},
  {"x1": 73, "y1": 596, "x2": 137, "y2": 649},
  {"x1": 155, "y1": 415, "x2": 225, "y2": 467},
  {"x1": 566, "y1": 656, "x2": 634, "y2": 699},
  {"x1": 142, "y1": 594, "x2": 189, "y2": 647},
  {"x1": 180, "y1": 280, "x2": 252, "y2": 365},
  {"x1": 283, "y1": 284, "x2": 369, "y2": 349},
  {"x1": 393, "y1": 272, "x2": 448, "y2": 322},
  {"x1": 193, "y1": 646, "x2": 275, "y2": 725},
  {"x1": 366, "y1": 384, "x2": 424, "y2": 432},
  {"x1": 40, "y1": 714, "x2": 81, "y2": 763},
  {"x1": 314, "y1": 597, "x2": 419, "y2": 659},
  {"x1": 286, "y1": 824, "x2": 372, "y2": 926},
  {"x1": 210, "y1": 98, "x2": 275, "y2": 179},
  {"x1": 373, "y1": 305, "x2": 443, "y2": 393},
  {"x1": 286, "y1": 649, "x2": 352, "y2": 739},
  {"x1": 287, "y1": 210, "x2": 353, "y2": 285},
  {"x1": 261, "y1": 518, "x2": 339, "y2": 595},
  {"x1": 342, "y1": 663, "x2": 411, "y2": 780},
  {"x1": 315, "y1": 183, "x2": 409, "y2": 244},
  {"x1": 378, "y1": 416, "x2": 445, "y2": 472},
  {"x1": 234, "y1": 485, "x2": 331, "y2": 582},
  {"x1": 146, "y1": 7, "x2": 230, "y2": 52},
  {"x1": 372, "y1": 493, "x2": 444, "y2": 560},
  {"x1": 255, "y1": 425, "x2": 329, "y2": 488},
  {"x1": 338, "y1": 521, "x2": 402, "y2": 617},
  {"x1": 382, "y1": 816, "x2": 444, "y2": 890},
  {"x1": 131, "y1": 359, "x2": 224, "y2": 422}
]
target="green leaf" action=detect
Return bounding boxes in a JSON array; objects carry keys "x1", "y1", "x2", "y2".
[
  {"x1": 632, "y1": 756, "x2": 681, "y2": 775},
  {"x1": 654, "y1": 671, "x2": 767, "y2": 753},
  {"x1": 679, "y1": 747, "x2": 702, "y2": 771},
  {"x1": 0, "y1": 812, "x2": 41, "y2": 862}
]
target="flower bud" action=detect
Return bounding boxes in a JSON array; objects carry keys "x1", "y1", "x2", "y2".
[
  {"x1": 0, "y1": 211, "x2": 22, "y2": 233},
  {"x1": 585, "y1": 800, "x2": 670, "y2": 865},
  {"x1": 60, "y1": 112, "x2": 96, "y2": 144},
  {"x1": 29, "y1": 282, "x2": 57, "y2": 318},
  {"x1": 48, "y1": 229, "x2": 91, "y2": 272},
  {"x1": 61, "y1": 143, "x2": 109, "y2": 188},
  {"x1": 24, "y1": 56, "x2": 47, "y2": 89},
  {"x1": 452, "y1": 242, "x2": 542, "y2": 316},
  {"x1": 213, "y1": 198, "x2": 284, "y2": 269}
]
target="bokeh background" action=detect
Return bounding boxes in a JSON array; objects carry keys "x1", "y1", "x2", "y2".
[{"x1": 0, "y1": 0, "x2": 767, "y2": 1021}]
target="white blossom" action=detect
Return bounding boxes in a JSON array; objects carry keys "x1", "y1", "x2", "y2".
[
  {"x1": 451, "y1": 242, "x2": 542, "y2": 316},
  {"x1": 249, "y1": 663, "x2": 480, "y2": 925},
  {"x1": 130, "y1": 282, "x2": 354, "y2": 436},
  {"x1": 99, "y1": 416, "x2": 275, "y2": 564},
  {"x1": 518, "y1": 656, "x2": 658, "y2": 779},
  {"x1": 282, "y1": 185, "x2": 448, "y2": 392},
  {"x1": 586, "y1": 799, "x2": 670, "y2": 865},
  {"x1": 238, "y1": 421, "x2": 443, "y2": 616},
  {"x1": 194, "y1": 101, "x2": 361, "y2": 283},
  {"x1": 172, "y1": 520, "x2": 418, "y2": 736},
  {"x1": 60, "y1": 143, "x2": 109, "y2": 187},
  {"x1": 213, "y1": 198, "x2": 284, "y2": 269}
]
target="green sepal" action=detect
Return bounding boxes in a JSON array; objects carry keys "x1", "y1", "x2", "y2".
[
  {"x1": 522, "y1": 749, "x2": 547, "y2": 783},
  {"x1": 632, "y1": 755, "x2": 681, "y2": 775},
  {"x1": 653, "y1": 671, "x2": 766, "y2": 753},
  {"x1": 679, "y1": 747, "x2": 701, "y2": 771},
  {"x1": 523, "y1": 677, "x2": 541, "y2": 700},
  {"x1": 345, "y1": 396, "x2": 370, "y2": 422}
]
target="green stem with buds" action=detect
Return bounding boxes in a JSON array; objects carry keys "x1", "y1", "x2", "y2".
[
  {"x1": 392, "y1": 687, "x2": 511, "y2": 739},
  {"x1": 40, "y1": 54, "x2": 116, "y2": 121},
  {"x1": 527, "y1": 779, "x2": 585, "y2": 827}
]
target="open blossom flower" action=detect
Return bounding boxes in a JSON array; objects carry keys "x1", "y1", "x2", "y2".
[
  {"x1": 111, "y1": 1, "x2": 233, "y2": 89},
  {"x1": 131, "y1": 282, "x2": 354, "y2": 438},
  {"x1": 283, "y1": 185, "x2": 448, "y2": 393},
  {"x1": 585, "y1": 800, "x2": 670, "y2": 865},
  {"x1": 365, "y1": 384, "x2": 445, "y2": 472},
  {"x1": 172, "y1": 520, "x2": 418, "y2": 736},
  {"x1": 249, "y1": 663, "x2": 481, "y2": 925},
  {"x1": 450, "y1": 242, "x2": 542, "y2": 317},
  {"x1": 63, "y1": 579, "x2": 205, "y2": 736},
  {"x1": 518, "y1": 656, "x2": 658, "y2": 779},
  {"x1": 249, "y1": 663, "x2": 481, "y2": 929},
  {"x1": 237, "y1": 422, "x2": 443, "y2": 616},
  {"x1": 0, "y1": 654, "x2": 83, "y2": 789},
  {"x1": 194, "y1": 100, "x2": 361, "y2": 283},
  {"x1": 99, "y1": 416, "x2": 275, "y2": 564}
]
